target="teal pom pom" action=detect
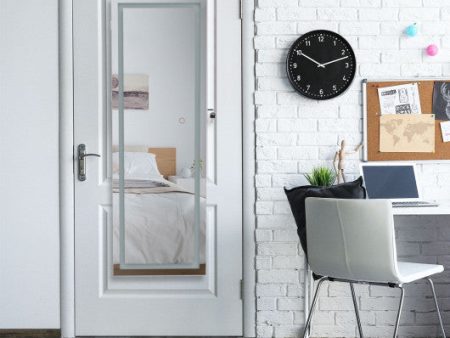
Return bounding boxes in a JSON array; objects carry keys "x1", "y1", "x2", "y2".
[{"x1": 405, "y1": 23, "x2": 418, "y2": 37}]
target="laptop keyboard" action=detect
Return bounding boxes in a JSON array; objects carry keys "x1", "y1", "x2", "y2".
[{"x1": 392, "y1": 201, "x2": 438, "y2": 208}]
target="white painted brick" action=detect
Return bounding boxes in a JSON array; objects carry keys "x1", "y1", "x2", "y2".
[
  {"x1": 257, "y1": 160, "x2": 298, "y2": 173},
  {"x1": 298, "y1": 21, "x2": 339, "y2": 34},
  {"x1": 275, "y1": 35, "x2": 297, "y2": 49},
  {"x1": 257, "y1": 49, "x2": 287, "y2": 63},
  {"x1": 277, "y1": 92, "x2": 311, "y2": 105},
  {"x1": 278, "y1": 146, "x2": 319, "y2": 160},
  {"x1": 277, "y1": 8, "x2": 317, "y2": 21},
  {"x1": 255, "y1": 8, "x2": 276, "y2": 22},
  {"x1": 442, "y1": 7, "x2": 450, "y2": 20},
  {"x1": 254, "y1": 36, "x2": 276, "y2": 50},
  {"x1": 258, "y1": 0, "x2": 298, "y2": 7},
  {"x1": 278, "y1": 297, "x2": 303, "y2": 310},
  {"x1": 271, "y1": 174, "x2": 307, "y2": 188},
  {"x1": 278, "y1": 119, "x2": 317, "y2": 132},
  {"x1": 422, "y1": 22, "x2": 450, "y2": 35},
  {"x1": 256, "y1": 256, "x2": 272, "y2": 270},
  {"x1": 340, "y1": 22, "x2": 379, "y2": 35},
  {"x1": 318, "y1": 119, "x2": 360, "y2": 132},
  {"x1": 400, "y1": 35, "x2": 440, "y2": 49},
  {"x1": 401, "y1": 63, "x2": 442, "y2": 77},
  {"x1": 305, "y1": 310, "x2": 334, "y2": 325},
  {"x1": 255, "y1": 91, "x2": 277, "y2": 105},
  {"x1": 423, "y1": 0, "x2": 450, "y2": 5},
  {"x1": 396, "y1": 242, "x2": 421, "y2": 256},
  {"x1": 360, "y1": 297, "x2": 403, "y2": 311},
  {"x1": 257, "y1": 22, "x2": 297, "y2": 35},
  {"x1": 257, "y1": 310, "x2": 293, "y2": 325},
  {"x1": 288, "y1": 284, "x2": 304, "y2": 297},
  {"x1": 256, "y1": 325, "x2": 273, "y2": 338},
  {"x1": 257, "y1": 215, "x2": 296, "y2": 229},
  {"x1": 258, "y1": 77, "x2": 291, "y2": 91},
  {"x1": 273, "y1": 256, "x2": 303, "y2": 269},
  {"x1": 317, "y1": 8, "x2": 357, "y2": 21},
  {"x1": 380, "y1": 21, "x2": 411, "y2": 35},
  {"x1": 255, "y1": 174, "x2": 272, "y2": 188},
  {"x1": 257, "y1": 297, "x2": 277, "y2": 310},
  {"x1": 339, "y1": 105, "x2": 362, "y2": 119},
  {"x1": 273, "y1": 201, "x2": 292, "y2": 214},
  {"x1": 360, "y1": 63, "x2": 402, "y2": 77},
  {"x1": 399, "y1": 8, "x2": 440, "y2": 21},
  {"x1": 381, "y1": 50, "x2": 422, "y2": 64},
  {"x1": 273, "y1": 229, "x2": 298, "y2": 242},
  {"x1": 375, "y1": 310, "x2": 415, "y2": 325},
  {"x1": 359, "y1": 36, "x2": 399, "y2": 49},
  {"x1": 257, "y1": 187, "x2": 288, "y2": 201},
  {"x1": 359, "y1": 8, "x2": 398, "y2": 21},
  {"x1": 273, "y1": 325, "x2": 303, "y2": 338},
  {"x1": 257, "y1": 105, "x2": 297, "y2": 118},
  {"x1": 382, "y1": 0, "x2": 421, "y2": 6},
  {"x1": 328, "y1": 282, "x2": 369, "y2": 297},
  {"x1": 335, "y1": 310, "x2": 376, "y2": 325},
  {"x1": 298, "y1": 133, "x2": 338, "y2": 146},
  {"x1": 256, "y1": 147, "x2": 277, "y2": 160},
  {"x1": 397, "y1": 227, "x2": 437, "y2": 241},
  {"x1": 256, "y1": 283, "x2": 287, "y2": 297},
  {"x1": 341, "y1": 0, "x2": 381, "y2": 6},
  {"x1": 256, "y1": 119, "x2": 277, "y2": 132},
  {"x1": 258, "y1": 270, "x2": 300, "y2": 284},
  {"x1": 256, "y1": 228, "x2": 273, "y2": 241},
  {"x1": 320, "y1": 297, "x2": 355, "y2": 311},
  {"x1": 311, "y1": 325, "x2": 356, "y2": 337},
  {"x1": 256, "y1": 133, "x2": 297, "y2": 146},
  {"x1": 256, "y1": 201, "x2": 273, "y2": 215},
  {"x1": 299, "y1": 103, "x2": 339, "y2": 118},
  {"x1": 299, "y1": 0, "x2": 339, "y2": 7}
]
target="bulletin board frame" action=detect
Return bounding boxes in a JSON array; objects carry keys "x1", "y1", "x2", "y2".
[{"x1": 362, "y1": 78, "x2": 450, "y2": 162}]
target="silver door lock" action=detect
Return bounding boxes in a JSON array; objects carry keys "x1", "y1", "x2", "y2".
[{"x1": 78, "y1": 144, "x2": 101, "y2": 181}]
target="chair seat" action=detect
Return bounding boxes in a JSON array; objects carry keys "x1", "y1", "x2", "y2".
[{"x1": 397, "y1": 262, "x2": 444, "y2": 284}]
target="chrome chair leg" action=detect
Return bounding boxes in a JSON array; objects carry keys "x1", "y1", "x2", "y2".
[
  {"x1": 427, "y1": 278, "x2": 447, "y2": 338},
  {"x1": 302, "y1": 277, "x2": 327, "y2": 338},
  {"x1": 350, "y1": 283, "x2": 364, "y2": 338},
  {"x1": 393, "y1": 286, "x2": 404, "y2": 338}
]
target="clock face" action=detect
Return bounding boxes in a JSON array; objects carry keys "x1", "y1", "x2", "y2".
[{"x1": 286, "y1": 30, "x2": 356, "y2": 100}]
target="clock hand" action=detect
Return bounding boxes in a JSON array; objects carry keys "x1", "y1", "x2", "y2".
[
  {"x1": 319, "y1": 55, "x2": 349, "y2": 67},
  {"x1": 300, "y1": 53, "x2": 325, "y2": 68}
]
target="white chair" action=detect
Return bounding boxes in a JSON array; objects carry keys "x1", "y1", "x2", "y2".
[{"x1": 304, "y1": 198, "x2": 446, "y2": 338}]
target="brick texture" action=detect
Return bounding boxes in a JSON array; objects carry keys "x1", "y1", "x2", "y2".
[{"x1": 254, "y1": 1, "x2": 450, "y2": 337}]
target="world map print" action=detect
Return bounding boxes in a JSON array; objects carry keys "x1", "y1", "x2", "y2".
[{"x1": 379, "y1": 114, "x2": 435, "y2": 153}]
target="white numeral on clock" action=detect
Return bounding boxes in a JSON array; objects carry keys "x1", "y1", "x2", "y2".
[
  {"x1": 345, "y1": 62, "x2": 349, "y2": 68},
  {"x1": 341, "y1": 49, "x2": 346, "y2": 55},
  {"x1": 296, "y1": 75, "x2": 301, "y2": 81},
  {"x1": 293, "y1": 63, "x2": 297, "y2": 69},
  {"x1": 305, "y1": 40, "x2": 311, "y2": 46},
  {"x1": 343, "y1": 75, "x2": 347, "y2": 81},
  {"x1": 332, "y1": 85, "x2": 337, "y2": 91},
  {"x1": 306, "y1": 85, "x2": 310, "y2": 91},
  {"x1": 318, "y1": 36, "x2": 324, "y2": 42},
  {"x1": 296, "y1": 50, "x2": 302, "y2": 55},
  {"x1": 319, "y1": 89, "x2": 324, "y2": 95}
]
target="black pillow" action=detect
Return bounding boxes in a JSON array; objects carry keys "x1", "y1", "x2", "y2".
[{"x1": 284, "y1": 177, "x2": 366, "y2": 260}]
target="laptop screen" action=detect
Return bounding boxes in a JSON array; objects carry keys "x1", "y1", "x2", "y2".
[{"x1": 361, "y1": 165, "x2": 419, "y2": 199}]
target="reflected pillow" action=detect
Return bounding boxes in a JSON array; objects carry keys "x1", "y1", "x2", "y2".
[{"x1": 112, "y1": 151, "x2": 162, "y2": 179}]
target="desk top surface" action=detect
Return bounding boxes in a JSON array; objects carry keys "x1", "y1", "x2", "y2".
[{"x1": 393, "y1": 203, "x2": 450, "y2": 215}]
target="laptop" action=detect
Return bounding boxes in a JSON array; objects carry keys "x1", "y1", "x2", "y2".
[{"x1": 360, "y1": 163, "x2": 438, "y2": 208}]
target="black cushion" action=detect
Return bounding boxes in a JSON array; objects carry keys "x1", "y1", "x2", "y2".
[{"x1": 284, "y1": 177, "x2": 366, "y2": 260}]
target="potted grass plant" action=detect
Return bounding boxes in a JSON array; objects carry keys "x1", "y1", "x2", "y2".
[{"x1": 304, "y1": 166, "x2": 336, "y2": 187}]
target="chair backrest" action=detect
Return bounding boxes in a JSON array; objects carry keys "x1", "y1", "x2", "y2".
[{"x1": 305, "y1": 198, "x2": 400, "y2": 283}]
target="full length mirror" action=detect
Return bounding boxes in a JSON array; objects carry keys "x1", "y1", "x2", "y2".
[{"x1": 111, "y1": 2, "x2": 207, "y2": 274}]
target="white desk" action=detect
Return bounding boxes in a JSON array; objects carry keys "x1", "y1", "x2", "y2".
[{"x1": 393, "y1": 204, "x2": 450, "y2": 216}]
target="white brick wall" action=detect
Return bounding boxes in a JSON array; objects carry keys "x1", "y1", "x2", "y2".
[{"x1": 254, "y1": 1, "x2": 450, "y2": 337}]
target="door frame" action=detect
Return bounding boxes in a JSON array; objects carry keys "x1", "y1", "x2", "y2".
[{"x1": 58, "y1": 0, "x2": 256, "y2": 337}]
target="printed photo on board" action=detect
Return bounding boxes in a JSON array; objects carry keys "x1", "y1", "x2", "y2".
[{"x1": 432, "y1": 81, "x2": 450, "y2": 121}]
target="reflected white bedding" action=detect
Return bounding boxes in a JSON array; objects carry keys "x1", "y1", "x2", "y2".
[{"x1": 112, "y1": 178, "x2": 206, "y2": 265}]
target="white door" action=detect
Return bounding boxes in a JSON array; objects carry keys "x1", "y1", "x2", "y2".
[{"x1": 73, "y1": 0, "x2": 242, "y2": 336}]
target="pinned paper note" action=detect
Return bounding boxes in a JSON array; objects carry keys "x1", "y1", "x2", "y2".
[
  {"x1": 380, "y1": 114, "x2": 435, "y2": 153},
  {"x1": 440, "y1": 121, "x2": 450, "y2": 142},
  {"x1": 378, "y1": 83, "x2": 422, "y2": 115}
]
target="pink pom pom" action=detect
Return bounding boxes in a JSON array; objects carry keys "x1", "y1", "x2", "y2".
[{"x1": 426, "y1": 44, "x2": 439, "y2": 56}]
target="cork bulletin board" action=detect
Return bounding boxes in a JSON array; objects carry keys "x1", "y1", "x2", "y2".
[{"x1": 363, "y1": 79, "x2": 450, "y2": 162}]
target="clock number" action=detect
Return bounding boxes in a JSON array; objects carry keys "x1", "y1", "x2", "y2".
[
  {"x1": 305, "y1": 40, "x2": 311, "y2": 46},
  {"x1": 306, "y1": 84, "x2": 310, "y2": 91},
  {"x1": 333, "y1": 40, "x2": 337, "y2": 46},
  {"x1": 293, "y1": 63, "x2": 298, "y2": 69},
  {"x1": 343, "y1": 75, "x2": 347, "y2": 81},
  {"x1": 296, "y1": 50, "x2": 302, "y2": 56},
  {"x1": 341, "y1": 49, "x2": 346, "y2": 55},
  {"x1": 345, "y1": 62, "x2": 349, "y2": 68},
  {"x1": 296, "y1": 75, "x2": 301, "y2": 81},
  {"x1": 319, "y1": 89, "x2": 324, "y2": 95},
  {"x1": 318, "y1": 35, "x2": 324, "y2": 42},
  {"x1": 332, "y1": 85, "x2": 337, "y2": 91}
]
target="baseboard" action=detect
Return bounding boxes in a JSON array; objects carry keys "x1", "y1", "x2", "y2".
[{"x1": 0, "y1": 329, "x2": 60, "y2": 338}]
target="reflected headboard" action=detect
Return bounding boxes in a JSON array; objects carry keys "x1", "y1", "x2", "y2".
[{"x1": 112, "y1": 145, "x2": 176, "y2": 178}]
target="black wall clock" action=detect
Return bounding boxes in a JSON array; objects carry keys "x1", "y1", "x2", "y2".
[{"x1": 286, "y1": 30, "x2": 356, "y2": 100}]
